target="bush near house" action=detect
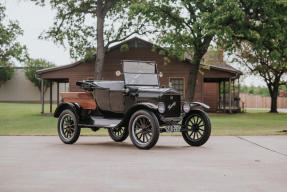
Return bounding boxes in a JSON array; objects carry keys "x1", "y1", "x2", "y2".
[{"x1": 24, "y1": 59, "x2": 55, "y2": 92}]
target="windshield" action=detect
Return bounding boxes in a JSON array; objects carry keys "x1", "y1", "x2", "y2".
[
  {"x1": 123, "y1": 61, "x2": 156, "y2": 73},
  {"x1": 123, "y1": 60, "x2": 159, "y2": 86},
  {"x1": 125, "y1": 73, "x2": 159, "y2": 86}
]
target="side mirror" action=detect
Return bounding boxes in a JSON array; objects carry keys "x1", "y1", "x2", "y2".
[
  {"x1": 159, "y1": 72, "x2": 163, "y2": 78},
  {"x1": 115, "y1": 70, "x2": 121, "y2": 77}
]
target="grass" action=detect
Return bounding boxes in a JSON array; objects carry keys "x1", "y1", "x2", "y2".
[{"x1": 0, "y1": 102, "x2": 286, "y2": 136}]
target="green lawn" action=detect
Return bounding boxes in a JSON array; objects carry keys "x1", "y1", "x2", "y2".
[{"x1": 0, "y1": 102, "x2": 286, "y2": 136}]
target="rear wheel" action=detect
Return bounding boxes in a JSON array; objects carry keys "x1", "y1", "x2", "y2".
[
  {"x1": 129, "y1": 110, "x2": 160, "y2": 150},
  {"x1": 108, "y1": 126, "x2": 129, "y2": 142},
  {"x1": 181, "y1": 110, "x2": 211, "y2": 146},
  {"x1": 58, "y1": 109, "x2": 81, "y2": 144}
]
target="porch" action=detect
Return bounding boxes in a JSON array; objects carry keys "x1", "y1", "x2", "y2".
[
  {"x1": 40, "y1": 78, "x2": 69, "y2": 114},
  {"x1": 204, "y1": 77, "x2": 241, "y2": 113}
]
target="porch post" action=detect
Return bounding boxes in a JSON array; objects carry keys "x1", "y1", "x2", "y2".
[
  {"x1": 229, "y1": 78, "x2": 232, "y2": 113},
  {"x1": 50, "y1": 81, "x2": 53, "y2": 113},
  {"x1": 218, "y1": 81, "x2": 221, "y2": 110},
  {"x1": 223, "y1": 81, "x2": 226, "y2": 113},
  {"x1": 57, "y1": 81, "x2": 60, "y2": 106},
  {"x1": 238, "y1": 77, "x2": 240, "y2": 109},
  {"x1": 41, "y1": 79, "x2": 44, "y2": 114}
]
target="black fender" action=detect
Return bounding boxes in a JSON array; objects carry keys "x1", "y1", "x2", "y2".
[
  {"x1": 54, "y1": 102, "x2": 81, "y2": 119},
  {"x1": 182, "y1": 109, "x2": 210, "y2": 127},
  {"x1": 122, "y1": 102, "x2": 159, "y2": 125},
  {"x1": 190, "y1": 102, "x2": 210, "y2": 109}
]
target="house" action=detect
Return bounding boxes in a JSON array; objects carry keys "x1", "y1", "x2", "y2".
[{"x1": 36, "y1": 37, "x2": 242, "y2": 113}]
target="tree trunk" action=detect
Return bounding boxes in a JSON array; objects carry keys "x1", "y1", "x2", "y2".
[
  {"x1": 185, "y1": 57, "x2": 200, "y2": 101},
  {"x1": 270, "y1": 92, "x2": 278, "y2": 113},
  {"x1": 270, "y1": 82, "x2": 279, "y2": 113},
  {"x1": 95, "y1": 11, "x2": 105, "y2": 80},
  {"x1": 185, "y1": 36, "x2": 213, "y2": 101}
]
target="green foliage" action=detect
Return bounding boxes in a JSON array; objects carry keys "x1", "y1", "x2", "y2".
[
  {"x1": 158, "y1": 50, "x2": 166, "y2": 56},
  {"x1": 82, "y1": 47, "x2": 96, "y2": 63},
  {"x1": 120, "y1": 44, "x2": 129, "y2": 52},
  {"x1": 24, "y1": 59, "x2": 55, "y2": 91},
  {"x1": 0, "y1": 62, "x2": 14, "y2": 85},
  {"x1": 224, "y1": 0, "x2": 287, "y2": 63},
  {"x1": 30, "y1": 0, "x2": 147, "y2": 59},
  {"x1": 0, "y1": 3, "x2": 28, "y2": 84},
  {"x1": 223, "y1": 0, "x2": 287, "y2": 112},
  {"x1": 240, "y1": 85, "x2": 270, "y2": 96},
  {"x1": 130, "y1": 0, "x2": 244, "y2": 101}
]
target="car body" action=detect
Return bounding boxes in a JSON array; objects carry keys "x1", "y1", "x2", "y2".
[{"x1": 54, "y1": 60, "x2": 211, "y2": 149}]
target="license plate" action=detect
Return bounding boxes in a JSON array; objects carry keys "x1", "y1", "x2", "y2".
[{"x1": 166, "y1": 124, "x2": 181, "y2": 132}]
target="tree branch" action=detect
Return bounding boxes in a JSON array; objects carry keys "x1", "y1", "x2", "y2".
[
  {"x1": 104, "y1": 23, "x2": 146, "y2": 50},
  {"x1": 103, "y1": 0, "x2": 118, "y2": 16}
]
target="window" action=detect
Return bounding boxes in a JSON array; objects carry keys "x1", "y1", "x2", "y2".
[{"x1": 169, "y1": 77, "x2": 185, "y2": 96}]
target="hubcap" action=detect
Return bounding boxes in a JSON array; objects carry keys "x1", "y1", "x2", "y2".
[
  {"x1": 60, "y1": 114, "x2": 75, "y2": 139},
  {"x1": 132, "y1": 115, "x2": 152, "y2": 144},
  {"x1": 186, "y1": 114, "x2": 205, "y2": 140}
]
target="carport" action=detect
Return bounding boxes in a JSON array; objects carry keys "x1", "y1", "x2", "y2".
[{"x1": 39, "y1": 78, "x2": 69, "y2": 114}]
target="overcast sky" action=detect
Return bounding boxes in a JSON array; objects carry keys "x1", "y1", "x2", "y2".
[
  {"x1": 4, "y1": 0, "x2": 267, "y2": 87},
  {"x1": 4, "y1": 0, "x2": 74, "y2": 66}
]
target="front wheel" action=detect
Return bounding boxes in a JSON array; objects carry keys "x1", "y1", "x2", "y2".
[
  {"x1": 58, "y1": 109, "x2": 81, "y2": 144},
  {"x1": 129, "y1": 110, "x2": 160, "y2": 150},
  {"x1": 181, "y1": 110, "x2": 211, "y2": 146}
]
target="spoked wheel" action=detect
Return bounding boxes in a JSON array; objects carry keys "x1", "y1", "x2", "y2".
[
  {"x1": 129, "y1": 110, "x2": 160, "y2": 150},
  {"x1": 108, "y1": 126, "x2": 129, "y2": 142},
  {"x1": 58, "y1": 109, "x2": 81, "y2": 144},
  {"x1": 181, "y1": 110, "x2": 211, "y2": 146}
]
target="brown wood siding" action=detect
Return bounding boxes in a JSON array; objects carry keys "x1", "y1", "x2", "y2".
[
  {"x1": 104, "y1": 47, "x2": 205, "y2": 102},
  {"x1": 203, "y1": 68, "x2": 235, "y2": 78},
  {"x1": 39, "y1": 39, "x2": 237, "y2": 108},
  {"x1": 204, "y1": 82, "x2": 219, "y2": 111}
]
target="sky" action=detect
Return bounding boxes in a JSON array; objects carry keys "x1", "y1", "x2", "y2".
[
  {"x1": 3, "y1": 0, "x2": 267, "y2": 87},
  {"x1": 4, "y1": 0, "x2": 73, "y2": 66}
]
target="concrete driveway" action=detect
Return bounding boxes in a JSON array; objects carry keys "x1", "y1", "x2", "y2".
[{"x1": 0, "y1": 136, "x2": 286, "y2": 192}]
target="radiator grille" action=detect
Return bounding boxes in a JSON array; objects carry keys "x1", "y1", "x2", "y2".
[{"x1": 161, "y1": 95, "x2": 181, "y2": 117}]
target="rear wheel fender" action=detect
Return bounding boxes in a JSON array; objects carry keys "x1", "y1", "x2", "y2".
[{"x1": 54, "y1": 102, "x2": 81, "y2": 119}]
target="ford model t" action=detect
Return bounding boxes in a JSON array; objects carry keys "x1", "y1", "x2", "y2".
[{"x1": 54, "y1": 60, "x2": 211, "y2": 149}]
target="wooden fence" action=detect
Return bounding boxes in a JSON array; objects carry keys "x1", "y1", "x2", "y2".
[{"x1": 240, "y1": 93, "x2": 287, "y2": 109}]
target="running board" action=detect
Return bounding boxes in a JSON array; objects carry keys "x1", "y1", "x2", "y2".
[{"x1": 78, "y1": 116, "x2": 122, "y2": 128}]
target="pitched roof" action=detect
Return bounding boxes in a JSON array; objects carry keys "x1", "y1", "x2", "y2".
[
  {"x1": 185, "y1": 50, "x2": 242, "y2": 75},
  {"x1": 37, "y1": 37, "x2": 242, "y2": 75}
]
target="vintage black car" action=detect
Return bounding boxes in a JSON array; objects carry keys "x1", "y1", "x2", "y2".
[{"x1": 54, "y1": 60, "x2": 211, "y2": 149}]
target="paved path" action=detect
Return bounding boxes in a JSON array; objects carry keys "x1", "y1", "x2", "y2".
[{"x1": 0, "y1": 136, "x2": 286, "y2": 192}]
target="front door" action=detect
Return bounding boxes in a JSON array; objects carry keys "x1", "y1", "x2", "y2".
[{"x1": 203, "y1": 82, "x2": 219, "y2": 111}]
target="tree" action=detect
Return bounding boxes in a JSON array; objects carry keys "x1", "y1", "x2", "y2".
[
  {"x1": 0, "y1": 3, "x2": 28, "y2": 85},
  {"x1": 227, "y1": 0, "x2": 287, "y2": 113},
  {"x1": 31, "y1": 0, "x2": 146, "y2": 80},
  {"x1": 0, "y1": 62, "x2": 14, "y2": 86},
  {"x1": 131, "y1": 0, "x2": 242, "y2": 101},
  {"x1": 233, "y1": 42, "x2": 287, "y2": 112},
  {"x1": 24, "y1": 59, "x2": 55, "y2": 92},
  {"x1": 240, "y1": 85, "x2": 270, "y2": 97}
]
